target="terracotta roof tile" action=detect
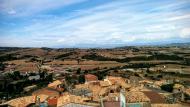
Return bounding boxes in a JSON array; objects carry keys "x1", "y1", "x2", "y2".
[
  {"x1": 143, "y1": 91, "x2": 166, "y2": 104},
  {"x1": 85, "y1": 74, "x2": 98, "y2": 82},
  {"x1": 48, "y1": 80, "x2": 62, "y2": 88},
  {"x1": 32, "y1": 88, "x2": 60, "y2": 97},
  {"x1": 48, "y1": 97, "x2": 57, "y2": 106},
  {"x1": 6, "y1": 95, "x2": 48, "y2": 107}
]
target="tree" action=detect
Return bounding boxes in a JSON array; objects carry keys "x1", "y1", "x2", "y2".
[
  {"x1": 157, "y1": 74, "x2": 163, "y2": 78},
  {"x1": 39, "y1": 70, "x2": 47, "y2": 79},
  {"x1": 114, "y1": 70, "x2": 118, "y2": 73},
  {"x1": 78, "y1": 74, "x2": 85, "y2": 83},
  {"x1": 96, "y1": 72, "x2": 104, "y2": 80},
  {"x1": 144, "y1": 74, "x2": 148, "y2": 77},
  {"x1": 13, "y1": 71, "x2": 21, "y2": 80},
  {"x1": 67, "y1": 69, "x2": 72, "y2": 72},
  {"x1": 161, "y1": 84, "x2": 174, "y2": 92},
  {"x1": 146, "y1": 67, "x2": 150, "y2": 73},
  {"x1": 76, "y1": 68, "x2": 81, "y2": 74},
  {"x1": 0, "y1": 62, "x2": 5, "y2": 71},
  {"x1": 84, "y1": 70, "x2": 88, "y2": 74}
]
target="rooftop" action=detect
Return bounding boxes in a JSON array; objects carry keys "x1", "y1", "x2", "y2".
[
  {"x1": 57, "y1": 94, "x2": 92, "y2": 107},
  {"x1": 47, "y1": 97, "x2": 57, "y2": 107},
  {"x1": 48, "y1": 80, "x2": 62, "y2": 88},
  {"x1": 143, "y1": 91, "x2": 166, "y2": 104},
  {"x1": 126, "y1": 91, "x2": 150, "y2": 103},
  {"x1": 5, "y1": 94, "x2": 48, "y2": 107},
  {"x1": 32, "y1": 87, "x2": 60, "y2": 98},
  {"x1": 85, "y1": 74, "x2": 98, "y2": 82}
]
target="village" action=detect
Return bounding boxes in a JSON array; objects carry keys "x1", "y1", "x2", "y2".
[
  {"x1": 1, "y1": 64, "x2": 190, "y2": 107},
  {"x1": 0, "y1": 46, "x2": 190, "y2": 107},
  {"x1": 1, "y1": 0, "x2": 190, "y2": 106},
  {"x1": 0, "y1": 72, "x2": 190, "y2": 107}
]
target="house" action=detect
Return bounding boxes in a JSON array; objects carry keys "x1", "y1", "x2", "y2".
[
  {"x1": 104, "y1": 91, "x2": 150, "y2": 103},
  {"x1": 71, "y1": 88, "x2": 92, "y2": 97},
  {"x1": 48, "y1": 80, "x2": 63, "y2": 89},
  {"x1": 105, "y1": 76, "x2": 122, "y2": 85},
  {"x1": 75, "y1": 83, "x2": 102, "y2": 102},
  {"x1": 184, "y1": 89, "x2": 190, "y2": 102},
  {"x1": 103, "y1": 101, "x2": 150, "y2": 107},
  {"x1": 129, "y1": 76, "x2": 140, "y2": 86},
  {"x1": 173, "y1": 84, "x2": 184, "y2": 93},
  {"x1": 32, "y1": 87, "x2": 61, "y2": 98},
  {"x1": 125, "y1": 91, "x2": 150, "y2": 103},
  {"x1": 28, "y1": 75, "x2": 40, "y2": 80},
  {"x1": 24, "y1": 85, "x2": 37, "y2": 92},
  {"x1": 139, "y1": 80, "x2": 154, "y2": 87},
  {"x1": 105, "y1": 76, "x2": 131, "y2": 89},
  {"x1": 151, "y1": 104, "x2": 188, "y2": 107},
  {"x1": 152, "y1": 80, "x2": 167, "y2": 89},
  {"x1": 99, "y1": 80, "x2": 111, "y2": 87},
  {"x1": 172, "y1": 84, "x2": 185, "y2": 102},
  {"x1": 56, "y1": 94, "x2": 97, "y2": 107},
  {"x1": 84, "y1": 74, "x2": 98, "y2": 83},
  {"x1": 4, "y1": 95, "x2": 48, "y2": 107},
  {"x1": 99, "y1": 87, "x2": 110, "y2": 96},
  {"x1": 142, "y1": 91, "x2": 166, "y2": 104},
  {"x1": 48, "y1": 97, "x2": 58, "y2": 107},
  {"x1": 63, "y1": 103, "x2": 96, "y2": 107}
]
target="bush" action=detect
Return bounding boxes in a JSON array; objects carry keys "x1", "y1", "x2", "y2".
[
  {"x1": 76, "y1": 68, "x2": 81, "y2": 74},
  {"x1": 161, "y1": 84, "x2": 174, "y2": 92},
  {"x1": 0, "y1": 62, "x2": 5, "y2": 70},
  {"x1": 0, "y1": 54, "x2": 17, "y2": 62},
  {"x1": 78, "y1": 74, "x2": 85, "y2": 83}
]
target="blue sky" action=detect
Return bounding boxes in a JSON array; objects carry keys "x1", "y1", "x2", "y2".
[{"x1": 0, "y1": 0, "x2": 190, "y2": 48}]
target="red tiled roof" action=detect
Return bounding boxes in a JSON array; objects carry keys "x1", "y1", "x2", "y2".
[
  {"x1": 32, "y1": 88, "x2": 60, "y2": 97},
  {"x1": 85, "y1": 74, "x2": 98, "y2": 82},
  {"x1": 143, "y1": 91, "x2": 166, "y2": 104},
  {"x1": 48, "y1": 97, "x2": 57, "y2": 106},
  {"x1": 103, "y1": 101, "x2": 120, "y2": 107}
]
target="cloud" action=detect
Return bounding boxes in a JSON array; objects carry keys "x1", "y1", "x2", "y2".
[
  {"x1": 0, "y1": 0, "x2": 190, "y2": 47},
  {"x1": 180, "y1": 28, "x2": 190, "y2": 38},
  {"x1": 7, "y1": 9, "x2": 16, "y2": 15},
  {"x1": 0, "y1": 0, "x2": 87, "y2": 16},
  {"x1": 168, "y1": 14, "x2": 190, "y2": 21}
]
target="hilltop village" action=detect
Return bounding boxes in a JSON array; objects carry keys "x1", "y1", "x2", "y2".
[{"x1": 0, "y1": 45, "x2": 190, "y2": 107}]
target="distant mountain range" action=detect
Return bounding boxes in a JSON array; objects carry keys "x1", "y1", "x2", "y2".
[
  {"x1": 165, "y1": 42, "x2": 190, "y2": 47},
  {"x1": 0, "y1": 42, "x2": 190, "y2": 49}
]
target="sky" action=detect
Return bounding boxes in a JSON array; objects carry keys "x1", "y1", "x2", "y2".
[{"x1": 0, "y1": 0, "x2": 190, "y2": 48}]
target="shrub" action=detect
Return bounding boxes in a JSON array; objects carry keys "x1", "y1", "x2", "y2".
[{"x1": 161, "y1": 84, "x2": 174, "y2": 92}]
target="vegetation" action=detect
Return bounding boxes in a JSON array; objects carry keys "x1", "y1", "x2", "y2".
[
  {"x1": 0, "y1": 62, "x2": 5, "y2": 71},
  {"x1": 184, "y1": 58, "x2": 190, "y2": 65},
  {"x1": 0, "y1": 46, "x2": 190, "y2": 102},
  {"x1": 55, "y1": 52, "x2": 76, "y2": 59},
  {"x1": 82, "y1": 52, "x2": 184, "y2": 63},
  {"x1": 78, "y1": 74, "x2": 85, "y2": 83},
  {"x1": 0, "y1": 71, "x2": 53, "y2": 100},
  {"x1": 76, "y1": 68, "x2": 81, "y2": 74},
  {"x1": 0, "y1": 54, "x2": 17, "y2": 62},
  {"x1": 65, "y1": 75, "x2": 77, "y2": 85},
  {"x1": 161, "y1": 84, "x2": 174, "y2": 92},
  {"x1": 151, "y1": 53, "x2": 184, "y2": 60}
]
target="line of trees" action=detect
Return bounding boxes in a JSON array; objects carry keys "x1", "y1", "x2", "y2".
[
  {"x1": 82, "y1": 53, "x2": 184, "y2": 63},
  {"x1": 0, "y1": 71, "x2": 53, "y2": 100}
]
